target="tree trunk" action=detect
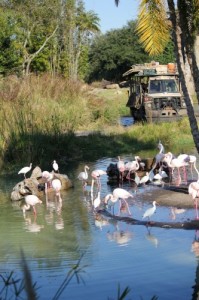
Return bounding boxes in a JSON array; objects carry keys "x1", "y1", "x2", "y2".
[{"x1": 167, "y1": 0, "x2": 199, "y2": 153}]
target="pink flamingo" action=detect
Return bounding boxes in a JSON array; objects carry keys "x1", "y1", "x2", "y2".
[
  {"x1": 177, "y1": 154, "x2": 199, "y2": 180},
  {"x1": 125, "y1": 156, "x2": 141, "y2": 180},
  {"x1": 117, "y1": 156, "x2": 125, "y2": 182},
  {"x1": 52, "y1": 178, "x2": 62, "y2": 202},
  {"x1": 152, "y1": 141, "x2": 165, "y2": 170},
  {"x1": 91, "y1": 169, "x2": 107, "y2": 191},
  {"x1": 188, "y1": 181, "x2": 199, "y2": 219},
  {"x1": 104, "y1": 188, "x2": 133, "y2": 215},
  {"x1": 163, "y1": 152, "x2": 189, "y2": 185}
]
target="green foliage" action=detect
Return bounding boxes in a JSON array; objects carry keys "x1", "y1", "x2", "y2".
[{"x1": 87, "y1": 20, "x2": 175, "y2": 83}]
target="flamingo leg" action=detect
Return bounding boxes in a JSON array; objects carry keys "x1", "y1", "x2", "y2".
[
  {"x1": 195, "y1": 199, "x2": 199, "y2": 219},
  {"x1": 123, "y1": 199, "x2": 132, "y2": 216}
]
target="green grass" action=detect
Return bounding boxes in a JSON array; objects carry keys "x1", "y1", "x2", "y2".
[{"x1": 0, "y1": 74, "x2": 196, "y2": 173}]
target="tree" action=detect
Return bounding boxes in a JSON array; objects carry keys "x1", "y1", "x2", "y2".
[
  {"x1": 87, "y1": 20, "x2": 175, "y2": 83},
  {"x1": 115, "y1": 0, "x2": 199, "y2": 153}
]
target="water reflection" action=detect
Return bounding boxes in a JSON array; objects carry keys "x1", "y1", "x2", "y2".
[{"x1": 1, "y1": 155, "x2": 199, "y2": 299}]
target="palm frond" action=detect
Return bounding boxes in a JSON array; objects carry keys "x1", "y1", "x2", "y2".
[{"x1": 136, "y1": 0, "x2": 170, "y2": 55}]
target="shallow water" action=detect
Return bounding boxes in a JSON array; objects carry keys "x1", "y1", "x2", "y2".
[{"x1": 1, "y1": 157, "x2": 199, "y2": 300}]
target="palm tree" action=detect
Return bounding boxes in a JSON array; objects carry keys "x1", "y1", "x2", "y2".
[{"x1": 115, "y1": 0, "x2": 199, "y2": 152}]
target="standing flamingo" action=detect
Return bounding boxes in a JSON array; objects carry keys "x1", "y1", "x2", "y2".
[
  {"x1": 77, "y1": 165, "x2": 89, "y2": 189},
  {"x1": 125, "y1": 156, "x2": 141, "y2": 180},
  {"x1": 91, "y1": 169, "x2": 107, "y2": 191},
  {"x1": 163, "y1": 152, "x2": 189, "y2": 185},
  {"x1": 188, "y1": 181, "x2": 199, "y2": 219},
  {"x1": 42, "y1": 171, "x2": 54, "y2": 197},
  {"x1": 22, "y1": 194, "x2": 42, "y2": 216},
  {"x1": 117, "y1": 156, "x2": 125, "y2": 182},
  {"x1": 152, "y1": 141, "x2": 165, "y2": 170},
  {"x1": 18, "y1": 163, "x2": 32, "y2": 178},
  {"x1": 52, "y1": 178, "x2": 62, "y2": 202},
  {"x1": 177, "y1": 154, "x2": 199, "y2": 180}
]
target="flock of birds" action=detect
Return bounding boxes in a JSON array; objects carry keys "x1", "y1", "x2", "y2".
[{"x1": 16, "y1": 140, "x2": 199, "y2": 222}]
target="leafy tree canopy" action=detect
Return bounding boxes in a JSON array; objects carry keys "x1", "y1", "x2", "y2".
[{"x1": 87, "y1": 20, "x2": 175, "y2": 83}]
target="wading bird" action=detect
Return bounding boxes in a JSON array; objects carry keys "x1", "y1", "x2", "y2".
[
  {"x1": 91, "y1": 169, "x2": 107, "y2": 191},
  {"x1": 188, "y1": 181, "x2": 199, "y2": 219},
  {"x1": 77, "y1": 165, "x2": 89, "y2": 189},
  {"x1": 22, "y1": 194, "x2": 42, "y2": 216},
  {"x1": 104, "y1": 188, "x2": 133, "y2": 216},
  {"x1": 52, "y1": 160, "x2": 59, "y2": 173},
  {"x1": 18, "y1": 163, "x2": 32, "y2": 178},
  {"x1": 52, "y1": 178, "x2": 62, "y2": 202},
  {"x1": 143, "y1": 201, "x2": 157, "y2": 221}
]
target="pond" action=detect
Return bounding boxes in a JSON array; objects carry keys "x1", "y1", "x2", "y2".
[{"x1": 1, "y1": 156, "x2": 199, "y2": 300}]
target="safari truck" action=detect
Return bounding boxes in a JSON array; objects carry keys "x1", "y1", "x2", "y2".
[{"x1": 123, "y1": 62, "x2": 187, "y2": 122}]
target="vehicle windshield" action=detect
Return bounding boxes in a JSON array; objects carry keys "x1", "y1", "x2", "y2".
[{"x1": 149, "y1": 79, "x2": 178, "y2": 93}]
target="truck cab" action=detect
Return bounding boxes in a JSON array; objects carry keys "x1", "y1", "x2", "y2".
[{"x1": 124, "y1": 62, "x2": 187, "y2": 122}]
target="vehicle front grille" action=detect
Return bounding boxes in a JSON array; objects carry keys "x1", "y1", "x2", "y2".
[{"x1": 152, "y1": 97, "x2": 183, "y2": 110}]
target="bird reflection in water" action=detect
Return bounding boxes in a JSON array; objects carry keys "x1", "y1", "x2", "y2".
[
  {"x1": 145, "y1": 228, "x2": 159, "y2": 248},
  {"x1": 23, "y1": 216, "x2": 44, "y2": 233},
  {"x1": 94, "y1": 213, "x2": 109, "y2": 230},
  {"x1": 107, "y1": 229, "x2": 133, "y2": 246},
  {"x1": 169, "y1": 207, "x2": 186, "y2": 220}
]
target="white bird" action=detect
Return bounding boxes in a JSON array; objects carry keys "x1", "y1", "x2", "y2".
[
  {"x1": 77, "y1": 165, "x2": 89, "y2": 188},
  {"x1": 117, "y1": 156, "x2": 125, "y2": 181},
  {"x1": 139, "y1": 172, "x2": 150, "y2": 185},
  {"x1": 104, "y1": 188, "x2": 133, "y2": 215},
  {"x1": 22, "y1": 194, "x2": 42, "y2": 216},
  {"x1": 125, "y1": 156, "x2": 140, "y2": 180},
  {"x1": 188, "y1": 181, "x2": 199, "y2": 219},
  {"x1": 52, "y1": 160, "x2": 59, "y2": 173},
  {"x1": 163, "y1": 152, "x2": 189, "y2": 185},
  {"x1": 152, "y1": 141, "x2": 165, "y2": 170},
  {"x1": 143, "y1": 201, "x2": 157, "y2": 221},
  {"x1": 177, "y1": 154, "x2": 199, "y2": 180},
  {"x1": 93, "y1": 192, "x2": 101, "y2": 209},
  {"x1": 91, "y1": 169, "x2": 107, "y2": 190},
  {"x1": 52, "y1": 178, "x2": 62, "y2": 202},
  {"x1": 42, "y1": 171, "x2": 54, "y2": 196},
  {"x1": 18, "y1": 163, "x2": 32, "y2": 178}
]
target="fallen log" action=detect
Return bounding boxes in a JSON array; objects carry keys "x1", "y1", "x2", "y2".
[{"x1": 98, "y1": 209, "x2": 199, "y2": 230}]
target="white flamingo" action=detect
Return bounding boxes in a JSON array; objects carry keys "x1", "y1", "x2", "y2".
[
  {"x1": 152, "y1": 141, "x2": 165, "y2": 170},
  {"x1": 93, "y1": 192, "x2": 101, "y2": 210},
  {"x1": 117, "y1": 156, "x2": 125, "y2": 181},
  {"x1": 125, "y1": 156, "x2": 141, "y2": 180},
  {"x1": 177, "y1": 154, "x2": 199, "y2": 180},
  {"x1": 22, "y1": 194, "x2": 42, "y2": 216},
  {"x1": 188, "y1": 181, "x2": 199, "y2": 219},
  {"x1": 91, "y1": 169, "x2": 107, "y2": 190},
  {"x1": 18, "y1": 163, "x2": 32, "y2": 178},
  {"x1": 77, "y1": 165, "x2": 89, "y2": 189},
  {"x1": 52, "y1": 178, "x2": 62, "y2": 202}
]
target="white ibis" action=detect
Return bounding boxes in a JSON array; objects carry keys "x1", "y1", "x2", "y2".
[
  {"x1": 77, "y1": 165, "x2": 89, "y2": 189},
  {"x1": 22, "y1": 194, "x2": 42, "y2": 216},
  {"x1": 52, "y1": 160, "x2": 59, "y2": 173},
  {"x1": 188, "y1": 181, "x2": 199, "y2": 219},
  {"x1": 18, "y1": 163, "x2": 32, "y2": 178},
  {"x1": 139, "y1": 172, "x2": 150, "y2": 185},
  {"x1": 143, "y1": 201, "x2": 157, "y2": 221}
]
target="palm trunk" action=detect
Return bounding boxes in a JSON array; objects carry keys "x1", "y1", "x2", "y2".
[{"x1": 167, "y1": 0, "x2": 199, "y2": 152}]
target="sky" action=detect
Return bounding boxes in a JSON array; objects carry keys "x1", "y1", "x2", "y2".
[{"x1": 84, "y1": 0, "x2": 139, "y2": 33}]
